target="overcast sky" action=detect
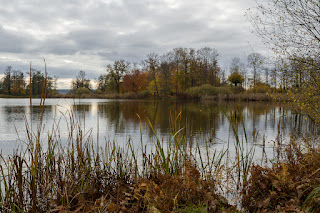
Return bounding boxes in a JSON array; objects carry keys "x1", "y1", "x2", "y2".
[{"x1": 0, "y1": 0, "x2": 267, "y2": 88}]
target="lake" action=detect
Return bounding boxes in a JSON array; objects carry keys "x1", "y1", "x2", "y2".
[{"x1": 0, "y1": 98, "x2": 318, "y2": 163}]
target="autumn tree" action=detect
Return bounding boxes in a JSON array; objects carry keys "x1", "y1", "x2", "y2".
[
  {"x1": 11, "y1": 70, "x2": 26, "y2": 95},
  {"x1": 158, "y1": 53, "x2": 173, "y2": 98},
  {"x1": 177, "y1": 48, "x2": 190, "y2": 90},
  {"x1": 93, "y1": 47, "x2": 229, "y2": 98},
  {"x1": 1, "y1": 66, "x2": 26, "y2": 95},
  {"x1": 168, "y1": 47, "x2": 220, "y2": 93},
  {"x1": 228, "y1": 72, "x2": 244, "y2": 87},
  {"x1": 122, "y1": 69, "x2": 148, "y2": 93},
  {"x1": 170, "y1": 49, "x2": 181, "y2": 93},
  {"x1": 146, "y1": 53, "x2": 160, "y2": 98},
  {"x1": 105, "y1": 60, "x2": 129, "y2": 94}
]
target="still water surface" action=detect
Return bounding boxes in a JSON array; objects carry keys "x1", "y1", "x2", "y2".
[{"x1": 0, "y1": 98, "x2": 317, "y2": 162}]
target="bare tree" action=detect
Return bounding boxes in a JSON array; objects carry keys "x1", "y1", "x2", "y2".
[
  {"x1": 71, "y1": 71, "x2": 91, "y2": 91},
  {"x1": 197, "y1": 47, "x2": 219, "y2": 86},
  {"x1": 247, "y1": 0, "x2": 320, "y2": 57},
  {"x1": 230, "y1": 57, "x2": 242, "y2": 74},
  {"x1": 248, "y1": 53, "x2": 264, "y2": 86},
  {"x1": 3, "y1": 66, "x2": 12, "y2": 94}
]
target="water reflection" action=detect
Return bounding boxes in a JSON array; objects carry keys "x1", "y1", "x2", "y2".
[
  {"x1": 4, "y1": 106, "x2": 26, "y2": 122},
  {"x1": 71, "y1": 104, "x2": 91, "y2": 113},
  {"x1": 95, "y1": 101, "x2": 317, "y2": 144},
  {"x1": 0, "y1": 99, "x2": 318, "y2": 157}
]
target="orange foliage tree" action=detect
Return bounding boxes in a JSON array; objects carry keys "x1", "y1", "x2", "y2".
[{"x1": 121, "y1": 70, "x2": 148, "y2": 93}]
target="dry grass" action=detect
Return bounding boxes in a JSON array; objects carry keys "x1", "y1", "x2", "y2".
[{"x1": 242, "y1": 137, "x2": 320, "y2": 212}]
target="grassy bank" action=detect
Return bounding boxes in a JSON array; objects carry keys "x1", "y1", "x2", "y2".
[
  {"x1": 0, "y1": 94, "x2": 30, "y2": 98},
  {"x1": 185, "y1": 84, "x2": 291, "y2": 102}
]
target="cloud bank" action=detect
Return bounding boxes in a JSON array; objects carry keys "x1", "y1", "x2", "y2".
[{"x1": 0, "y1": 0, "x2": 266, "y2": 88}]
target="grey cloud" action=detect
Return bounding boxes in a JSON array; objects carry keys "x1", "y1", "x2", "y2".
[
  {"x1": 0, "y1": 26, "x2": 33, "y2": 53},
  {"x1": 0, "y1": 0, "x2": 266, "y2": 86}
]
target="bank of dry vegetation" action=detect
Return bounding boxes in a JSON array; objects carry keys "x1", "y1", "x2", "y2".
[{"x1": 243, "y1": 138, "x2": 320, "y2": 212}]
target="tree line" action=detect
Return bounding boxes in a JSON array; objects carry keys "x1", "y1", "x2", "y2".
[
  {"x1": 72, "y1": 47, "x2": 264, "y2": 97},
  {"x1": 0, "y1": 66, "x2": 58, "y2": 96},
  {"x1": 0, "y1": 47, "x2": 317, "y2": 98},
  {"x1": 71, "y1": 47, "x2": 314, "y2": 98}
]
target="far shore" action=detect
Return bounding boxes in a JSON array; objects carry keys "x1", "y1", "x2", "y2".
[{"x1": 0, "y1": 92, "x2": 290, "y2": 102}]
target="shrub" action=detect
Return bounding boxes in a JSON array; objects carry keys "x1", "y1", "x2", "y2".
[
  {"x1": 76, "y1": 87, "x2": 91, "y2": 96},
  {"x1": 138, "y1": 90, "x2": 151, "y2": 99},
  {"x1": 95, "y1": 88, "x2": 103, "y2": 94},
  {"x1": 230, "y1": 86, "x2": 245, "y2": 94},
  {"x1": 186, "y1": 84, "x2": 232, "y2": 98},
  {"x1": 248, "y1": 82, "x2": 271, "y2": 93},
  {"x1": 243, "y1": 141, "x2": 320, "y2": 212}
]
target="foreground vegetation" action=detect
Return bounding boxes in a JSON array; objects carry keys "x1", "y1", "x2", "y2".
[
  {"x1": 0, "y1": 109, "x2": 238, "y2": 212},
  {"x1": 243, "y1": 138, "x2": 320, "y2": 212}
]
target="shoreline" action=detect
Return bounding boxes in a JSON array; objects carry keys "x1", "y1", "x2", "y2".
[{"x1": 0, "y1": 92, "x2": 289, "y2": 102}]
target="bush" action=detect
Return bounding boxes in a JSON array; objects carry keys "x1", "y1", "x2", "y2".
[
  {"x1": 248, "y1": 82, "x2": 271, "y2": 93},
  {"x1": 138, "y1": 90, "x2": 151, "y2": 99},
  {"x1": 76, "y1": 87, "x2": 91, "y2": 96},
  {"x1": 117, "y1": 90, "x2": 151, "y2": 99},
  {"x1": 186, "y1": 84, "x2": 233, "y2": 98},
  {"x1": 230, "y1": 86, "x2": 245, "y2": 94},
  {"x1": 95, "y1": 88, "x2": 103, "y2": 94}
]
